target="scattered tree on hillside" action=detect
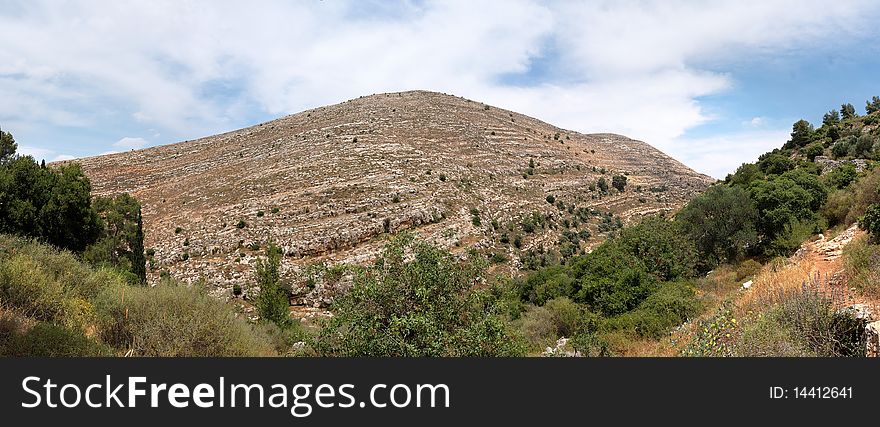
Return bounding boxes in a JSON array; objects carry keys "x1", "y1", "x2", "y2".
[
  {"x1": 866, "y1": 96, "x2": 880, "y2": 115},
  {"x1": 786, "y1": 119, "x2": 814, "y2": 148},
  {"x1": 612, "y1": 175, "x2": 628, "y2": 192},
  {"x1": 841, "y1": 103, "x2": 857, "y2": 120},
  {"x1": 255, "y1": 242, "x2": 291, "y2": 327},
  {"x1": 822, "y1": 110, "x2": 840, "y2": 127},
  {"x1": 597, "y1": 177, "x2": 609, "y2": 193}
]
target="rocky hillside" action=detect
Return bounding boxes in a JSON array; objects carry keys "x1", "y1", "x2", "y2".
[{"x1": 72, "y1": 90, "x2": 713, "y2": 303}]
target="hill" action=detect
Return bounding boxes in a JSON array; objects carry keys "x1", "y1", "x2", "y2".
[{"x1": 72, "y1": 90, "x2": 713, "y2": 303}]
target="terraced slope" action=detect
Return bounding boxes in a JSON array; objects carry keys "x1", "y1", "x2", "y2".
[{"x1": 72, "y1": 90, "x2": 714, "y2": 303}]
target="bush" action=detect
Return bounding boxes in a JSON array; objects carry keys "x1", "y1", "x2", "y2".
[
  {"x1": 608, "y1": 282, "x2": 699, "y2": 339},
  {"x1": 859, "y1": 203, "x2": 880, "y2": 242},
  {"x1": 544, "y1": 297, "x2": 582, "y2": 338},
  {"x1": 3, "y1": 322, "x2": 112, "y2": 357},
  {"x1": 824, "y1": 164, "x2": 858, "y2": 189},
  {"x1": 736, "y1": 313, "x2": 814, "y2": 357},
  {"x1": 0, "y1": 254, "x2": 93, "y2": 331},
  {"x1": 616, "y1": 216, "x2": 698, "y2": 281},
  {"x1": 517, "y1": 305, "x2": 555, "y2": 349},
  {"x1": 842, "y1": 236, "x2": 880, "y2": 295},
  {"x1": 612, "y1": 175, "x2": 627, "y2": 192},
  {"x1": 94, "y1": 282, "x2": 274, "y2": 357},
  {"x1": 772, "y1": 286, "x2": 865, "y2": 357},
  {"x1": 313, "y1": 234, "x2": 525, "y2": 356},
  {"x1": 255, "y1": 243, "x2": 291, "y2": 327}
]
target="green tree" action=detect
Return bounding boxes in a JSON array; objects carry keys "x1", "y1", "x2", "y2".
[
  {"x1": 255, "y1": 243, "x2": 290, "y2": 327},
  {"x1": 35, "y1": 164, "x2": 103, "y2": 252},
  {"x1": 822, "y1": 110, "x2": 840, "y2": 127},
  {"x1": 616, "y1": 216, "x2": 697, "y2": 281},
  {"x1": 750, "y1": 175, "x2": 816, "y2": 244},
  {"x1": 0, "y1": 127, "x2": 16, "y2": 163},
  {"x1": 757, "y1": 153, "x2": 794, "y2": 175},
  {"x1": 854, "y1": 135, "x2": 876, "y2": 158},
  {"x1": 866, "y1": 96, "x2": 880, "y2": 115},
  {"x1": 597, "y1": 177, "x2": 609, "y2": 193},
  {"x1": 802, "y1": 142, "x2": 825, "y2": 161},
  {"x1": 786, "y1": 119, "x2": 814, "y2": 148},
  {"x1": 611, "y1": 175, "x2": 628, "y2": 192},
  {"x1": 313, "y1": 234, "x2": 524, "y2": 356},
  {"x1": 832, "y1": 138, "x2": 854, "y2": 159},
  {"x1": 727, "y1": 163, "x2": 764, "y2": 187},
  {"x1": 841, "y1": 103, "x2": 857, "y2": 120},
  {"x1": 84, "y1": 193, "x2": 146, "y2": 283},
  {"x1": 676, "y1": 185, "x2": 759, "y2": 267}
]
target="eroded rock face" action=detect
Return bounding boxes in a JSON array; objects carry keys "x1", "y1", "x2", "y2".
[
  {"x1": 814, "y1": 156, "x2": 869, "y2": 174},
  {"x1": 70, "y1": 90, "x2": 714, "y2": 302}
]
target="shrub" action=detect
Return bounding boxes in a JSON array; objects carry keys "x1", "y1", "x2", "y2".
[
  {"x1": 611, "y1": 175, "x2": 627, "y2": 192},
  {"x1": 94, "y1": 282, "x2": 274, "y2": 357},
  {"x1": 736, "y1": 313, "x2": 814, "y2": 357},
  {"x1": 255, "y1": 243, "x2": 291, "y2": 328},
  {"x1": 842, "y1": 236, "x2": 880, "y2": 295},
  {"x1": 313, "y1": 234, "x2": 525, "y2": 356},
  {"x1": 545, "y1": 195, "x2": 555, "y2": 204},
  {"x1": 772, "y1": 286, "x2": 865, "y2": 357},
  {"x1": 0, "y1": 254, "x2": 93, "y2": 331},
  {"x1": 257, "y1": 211, "x2": 265, "y2": 217},
  {"x1": 3, "y1": 322, "x2": 112, "y2": 357},
  {"x1": 859, "y1": 203, "x2": 880, "y2": 242},
  {"x1": 616, "y1": 216, "x2": 698, "y2": 281},
  {"x1": 236, "y1": 220, "x2": 247, "y2": 229},
  {"x1": 517, "y1": 305, "x2": 555, "y2": 349},
  {"x1": 544, "y1": 297, "x2": 582, "y2": 338},
  {"x1": 597, "y1": 177, "x2": 608, "y2": 193},
  {"x1": 824, "y1": 164, "x2": 857, "y2": 189}
]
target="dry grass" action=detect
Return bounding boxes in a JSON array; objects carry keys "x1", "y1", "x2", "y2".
[{"x1": 738, "y1": 256, "x2": 815, "y2": 315}]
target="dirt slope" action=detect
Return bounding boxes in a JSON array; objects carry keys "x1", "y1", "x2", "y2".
[{"x1": 70, "y1": 90, "x2": 713, "y2": 301}]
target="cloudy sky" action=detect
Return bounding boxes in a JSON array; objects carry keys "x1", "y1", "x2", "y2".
[{"x1": 1, "y1": 0, "x2": 879, "y2": 178}]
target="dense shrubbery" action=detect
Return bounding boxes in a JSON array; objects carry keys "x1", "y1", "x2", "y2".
[
  {"x1": 0, "y1": 235, "x2": 275, "y2": 357},
  {"x1": 313, "y1": 234, "x2": 525, "y2": 356},
  {"x1": 0, "y1": 132, "x2": 147, "y2": 282}
]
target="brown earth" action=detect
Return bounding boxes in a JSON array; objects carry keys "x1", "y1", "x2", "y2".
[{"x1": 69, "y1": 90, "x2": 714, "y2": 304}]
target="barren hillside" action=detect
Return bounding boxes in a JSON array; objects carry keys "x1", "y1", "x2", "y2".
[{"x1": 72, "y1": 90, "x2": 713, "y2": 303}]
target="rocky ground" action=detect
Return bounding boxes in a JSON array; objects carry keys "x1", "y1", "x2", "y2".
[{"x1": 70, "y1": 90, "x2": 714, "y2": 305}]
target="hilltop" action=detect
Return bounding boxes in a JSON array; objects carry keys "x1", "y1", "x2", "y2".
[{"x1": 72, "y1": 90, "x2": 713, "y2": 302}]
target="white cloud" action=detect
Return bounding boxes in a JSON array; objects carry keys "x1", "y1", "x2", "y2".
[
  {"x1": 113, "y1": 137, "x2": 148, "y2": 150},
  {"x1": 17, "y1": 145, "x2": 53, "y2": 159},
  {"x1": 0, "y1": 0, "x2": 877, "y2": 175},
  {"x1": 748, "y1": 117, "x2": 767, "y2": 127},
  {"x1": 670, "y1": 129, "x2": 792, "y2": 179}
]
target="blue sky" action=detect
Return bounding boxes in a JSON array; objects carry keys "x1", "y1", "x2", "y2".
[{"x1": 1, "y1": 0, "x2": 879, "y2": 178}]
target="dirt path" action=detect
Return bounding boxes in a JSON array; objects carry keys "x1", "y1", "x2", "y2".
[{"x1": 801, "y1": 224, "x2": 879, "y2": 312}]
